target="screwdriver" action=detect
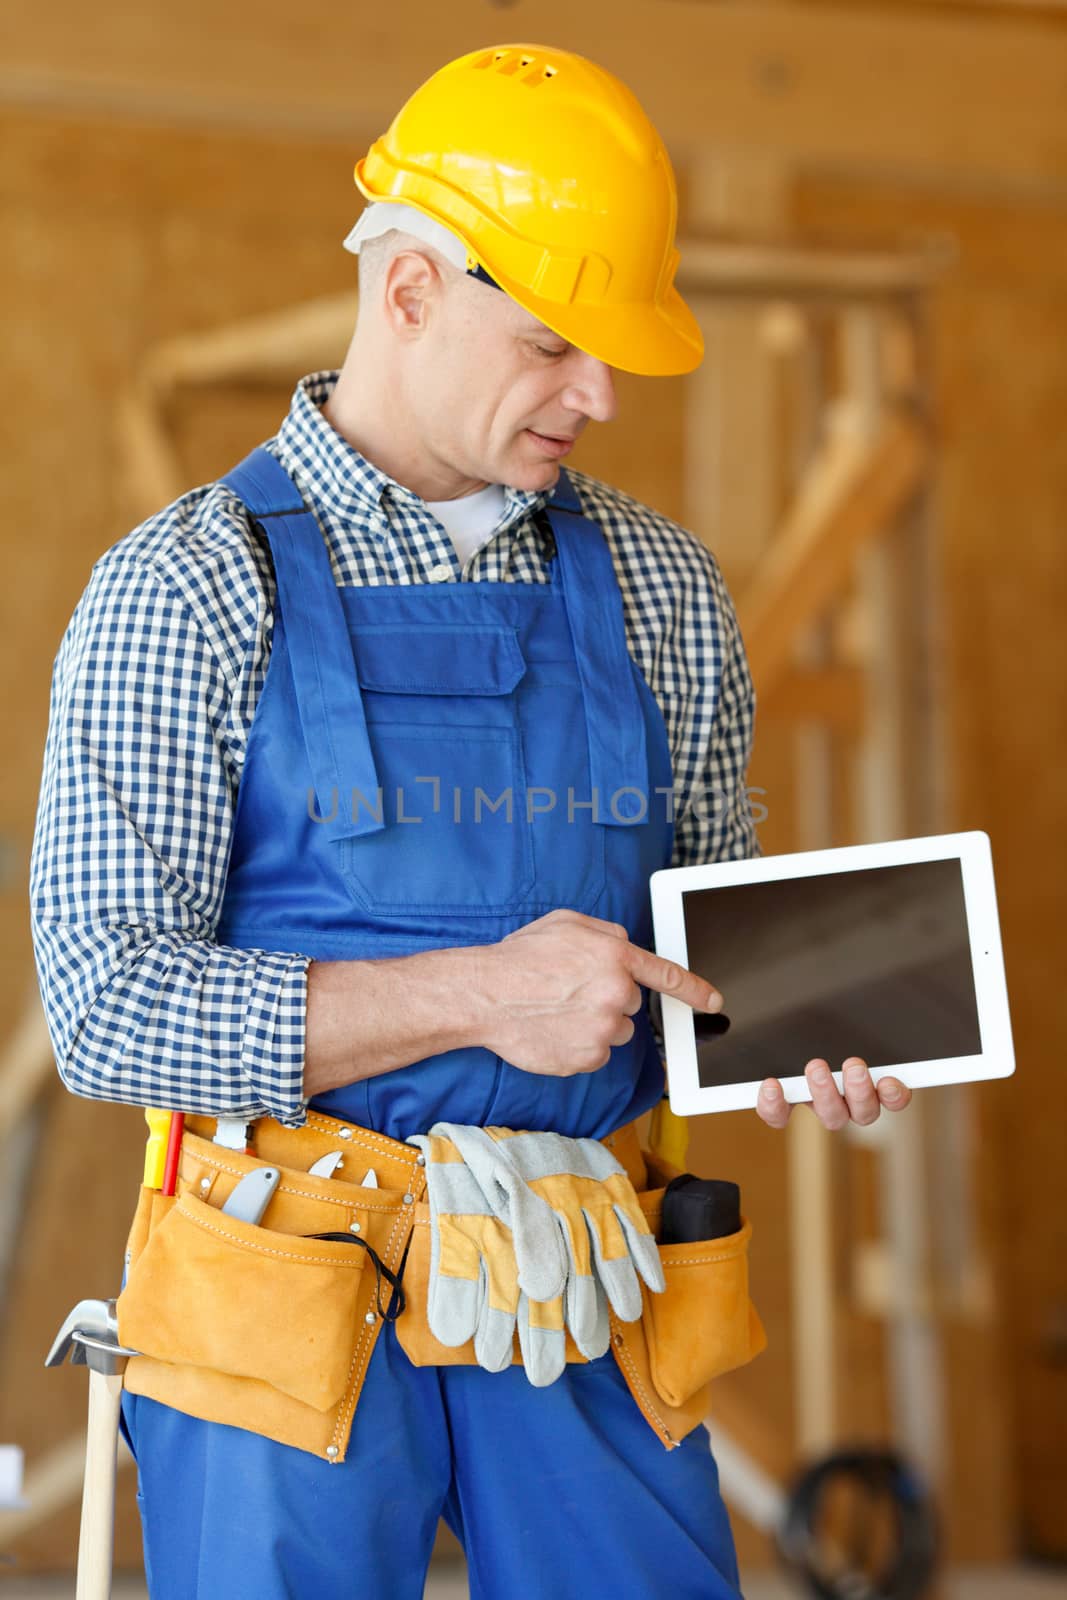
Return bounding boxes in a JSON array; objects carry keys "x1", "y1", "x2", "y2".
[
  {"x1": 144, "y1": 1109, "x2": 185, "y2": 1196},
  {"x1": 143, "y1": 1110, "x2": 170, "y2": 1190}
]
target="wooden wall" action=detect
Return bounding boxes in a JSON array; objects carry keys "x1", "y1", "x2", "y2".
[
  {"x1": 789, "y1": 171, "x2": 1067, "y2": 1558},
  {"x1": 1, "y1": 0, "x2": 1065, "y2": 1576}
]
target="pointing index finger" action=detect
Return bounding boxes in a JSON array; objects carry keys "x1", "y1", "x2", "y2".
[{"x1": 625, "y1": 942, "x2": 723, "y2": 1012}]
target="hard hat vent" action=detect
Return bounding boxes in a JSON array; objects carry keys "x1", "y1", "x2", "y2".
[{"x1": 472, "y1": 47, "x2": 558, "y2": 85}]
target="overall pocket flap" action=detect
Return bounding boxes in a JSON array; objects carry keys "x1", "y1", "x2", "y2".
[
  {"x1": 116, "y1": 1192, "x2": 367, "y2": 1413},
  {"x1": 643, "y1": 1219, "x2": 767, "y2": 1409},
  {"x1": 352, "y1": 626, "x2": 526, "y2": 696}
]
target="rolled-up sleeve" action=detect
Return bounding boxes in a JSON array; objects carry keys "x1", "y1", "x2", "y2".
[{"x1": 29, "y1": 550, "x2": 311, "y2": 1124}]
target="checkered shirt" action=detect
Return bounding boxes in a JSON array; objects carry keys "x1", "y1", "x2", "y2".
[{"x1": 29, "y1": 371, "x2": 758, "y2": 1126}]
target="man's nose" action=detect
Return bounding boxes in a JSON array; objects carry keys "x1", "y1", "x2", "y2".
[{"x1": 565, "y1": 356, "x2": 618, "y2": 424}]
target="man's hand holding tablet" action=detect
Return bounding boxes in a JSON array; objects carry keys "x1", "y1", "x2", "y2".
[{"x1": 756, "y1": 1058, "x2": 912, "y2": 1131}]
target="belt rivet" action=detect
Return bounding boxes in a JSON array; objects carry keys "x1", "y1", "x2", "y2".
[
  {"x1": 326, "y1": 1446, "x2": 339, "y2": 1459},
  {"x1": 338, "y1": 1128, "x2": 354, "y2": 1141},
  {"x1": 364, "y1": 1310, "x2": 377, "y2": 1325},
  {"x1": 349, "y1": 1221, "x2": 362, "y2": 1234},
  {"x1": 613, "y1": 1333, "x2": 624, "y2": 1348},
  {"x1": 415, "y1": 1154, "x2": 426, "y2": 1167},
  {"x1": 402, "y1": 1193, "x2": 414, "y2": 1205},
  {"x1": 199, "y1": 1178, "x2": 211, "y2": 1192}
]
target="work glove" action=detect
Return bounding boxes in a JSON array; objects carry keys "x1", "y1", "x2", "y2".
[
  {"x1": 427, "y1": 1123, "x2": 666, "y2": 1355},
  {"x1": 406, "y1": 1129, "x2": 577, "y2": 1385},
  {"x1": 514, "y1": 1286, "x2": 600, "y2": 1388}
]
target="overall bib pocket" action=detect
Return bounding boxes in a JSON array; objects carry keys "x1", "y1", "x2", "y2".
[
  {"x1": 117, "y1": 1191, "x2": 369, "y2": 1413},
  {"x1": 340, "y1": 625, "x2": 536, "y2": 914}
]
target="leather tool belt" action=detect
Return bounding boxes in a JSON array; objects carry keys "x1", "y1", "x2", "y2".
[{"x1": 117, "y1": 1109, "x2": 766, "y2": 1462}]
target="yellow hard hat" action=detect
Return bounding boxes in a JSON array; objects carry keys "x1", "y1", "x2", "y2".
[{"x1": 354, "y1": 44, "x2": 703, "y2": 378}]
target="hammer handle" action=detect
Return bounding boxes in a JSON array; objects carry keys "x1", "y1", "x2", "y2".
[{"x1": 75, "y1": 1368, "x2": 123, "y2": 1600}]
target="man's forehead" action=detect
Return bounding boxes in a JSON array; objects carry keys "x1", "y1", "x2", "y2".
[{"x1": 460, "y1": 269, "x2": 568, "y2": 343}]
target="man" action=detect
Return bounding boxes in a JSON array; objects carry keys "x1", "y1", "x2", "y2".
[{"x1": 30, "y1": 43, "x2": 911, "y2": 1600}]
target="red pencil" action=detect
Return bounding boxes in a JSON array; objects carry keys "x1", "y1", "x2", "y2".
[{"x1": 161, "y1": 1112, "x2": 185, "y2": 1197}]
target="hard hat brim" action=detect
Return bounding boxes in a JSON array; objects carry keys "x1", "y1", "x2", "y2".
[{"x1": 487, "y1": 267, "x2": 705, "y2": 378}]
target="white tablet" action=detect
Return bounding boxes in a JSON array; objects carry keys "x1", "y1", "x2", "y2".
[{"x1": 649, "y1": 830, "x2": 1014, "y2": 1116}]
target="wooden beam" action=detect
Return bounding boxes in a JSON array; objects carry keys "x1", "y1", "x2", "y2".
[
  {"x1": 0, "y1": 2, "x2": 1064, "y2": 191},
  {"x1": 0, "y1": 996, "x2": 54, "y2": 1143},
  {"x1": 789, "y1": 1112, "x2": 838, "y2": 1452},
  {"x1": 114, "y1": 379, "x2": 185, "y2": 522},
  {"x1": 778, "y1": 0, "x2": 1067, "y2": 18},
  {"x1": 114, "y1": 289, "x2": 359, "y2": 521},
  {"x1": 679, "y1": 236, "x2": 953, "y2": 301},
  {"x1": 738, "y1": 408, "x2": 928, "y2": 699},
  {"x1": 140, "y1": 291, "x2": 357, "y2": 388},
  {"x1": 684, "y1": 153, "x2": 792, "y2": 587}
]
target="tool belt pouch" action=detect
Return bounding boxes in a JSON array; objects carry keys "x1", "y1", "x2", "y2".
[
  {"x1": 642, "y1": 1218, "x2": 763, "y2": 1408},
  {"x1": 609, "y1": 1148, "x2": 767, "y2": 1449},
  {"x1": 116, "y1": 1116, "x2": 425, "y2": 1463},
  {"x1": 395, "y1": 1134, "x2": 767, "y2": 1451}
]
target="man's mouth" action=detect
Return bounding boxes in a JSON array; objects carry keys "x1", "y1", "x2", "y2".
[{"x1": 526, "y1": 429, "x2": 577, "y2": 456}]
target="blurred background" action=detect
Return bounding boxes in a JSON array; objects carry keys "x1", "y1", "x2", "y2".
[{"x1": 0, "y1": 1, "x2": 1065, "y2": 1596}]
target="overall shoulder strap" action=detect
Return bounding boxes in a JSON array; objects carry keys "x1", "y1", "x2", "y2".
[
  {"x1": 544, "y1": 470, "x2": 650, "y2": 826},
  {"x1": 220, "y1": 447, "x2": 384, "y2": 840}
]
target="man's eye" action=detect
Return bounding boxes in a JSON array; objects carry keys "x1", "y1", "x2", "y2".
[{"x1": 535, "y1": 344, "x2": 567, "y2": 358}]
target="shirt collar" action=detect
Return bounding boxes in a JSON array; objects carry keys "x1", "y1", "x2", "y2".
[{"x1": 273, "y1": 371, "x2": 553, "y2": 543}]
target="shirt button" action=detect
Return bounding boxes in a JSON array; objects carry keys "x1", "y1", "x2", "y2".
[{"x1": 427, "y1": 563, "x2": 453, "y2": 583}]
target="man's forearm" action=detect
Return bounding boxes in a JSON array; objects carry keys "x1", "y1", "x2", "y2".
[{"x1": 303, "y1": 945, "x2": 494, "y2": 1098}]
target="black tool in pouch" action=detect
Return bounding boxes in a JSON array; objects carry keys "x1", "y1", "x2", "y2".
[{"x1": 660, "y1": 1174, "x2": 742, "y2": 1245}]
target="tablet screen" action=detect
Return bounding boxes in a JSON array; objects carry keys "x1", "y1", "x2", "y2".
[{"x1": 682, "y1": 858, "x2": 983, "y2": 1087}]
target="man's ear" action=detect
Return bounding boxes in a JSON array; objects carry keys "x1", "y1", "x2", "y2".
[{"x1": 382, "y1": 250, "x2": 442, "y2": 340}]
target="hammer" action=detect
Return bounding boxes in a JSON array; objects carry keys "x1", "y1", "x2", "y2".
[{"x1": 45, "y1": 1299, "x2": 139, "y2": 1600}]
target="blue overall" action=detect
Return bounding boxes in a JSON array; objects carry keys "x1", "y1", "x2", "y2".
[{"x1": 122, "y1": 449, "x2": 742, "y2": 1599}]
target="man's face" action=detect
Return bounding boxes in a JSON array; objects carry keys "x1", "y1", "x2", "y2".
[{"x1": 408, "y1": 266, "x2": 618, "y2": 495}]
